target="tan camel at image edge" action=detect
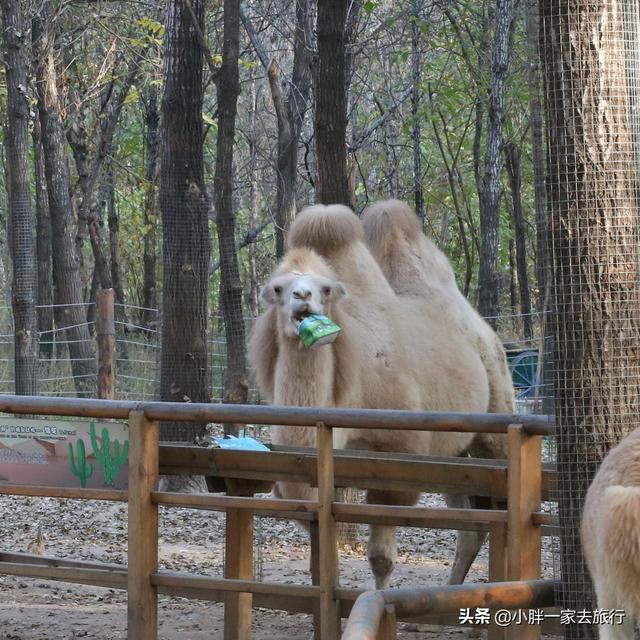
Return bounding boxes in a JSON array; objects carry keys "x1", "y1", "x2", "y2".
[
  {"x1": 248, "y1": 200, "x2": 515, "y2": 588},
  {"x1": 582, "y1": 427, "x2": 640, "y2": 640}
]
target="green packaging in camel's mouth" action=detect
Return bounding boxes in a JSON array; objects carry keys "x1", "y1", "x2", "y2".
[{"x1": 298, "y1": 314, "x2": 341, "y2": 349}]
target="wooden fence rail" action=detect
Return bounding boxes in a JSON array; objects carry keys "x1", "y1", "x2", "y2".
[
  {"x1": 342, "y1": 579, "x2": 559, "y2": 640},
  {"x1": 0, "y1": 395, "x2": 556, "y2": 640}
]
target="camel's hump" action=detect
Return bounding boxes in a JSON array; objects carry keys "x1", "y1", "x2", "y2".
[
  {"x1": 287, "y1": 204, "x2": 364, "y2": 254},
  {"x1": 361, "y1": 199, "x2": 422, "y2": 241}
]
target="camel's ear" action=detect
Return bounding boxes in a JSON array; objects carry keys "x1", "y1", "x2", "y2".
[
  {"x1": 260, "y1": 283, "x2": 283, "y2": 305},
  {"x1": 322, "y1": 281, "x2": 347, "y2": 303}
]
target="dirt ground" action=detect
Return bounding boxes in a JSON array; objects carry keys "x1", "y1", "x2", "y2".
[{"x1": 0, "y1": 493, "x2": 556, "y2": 639}]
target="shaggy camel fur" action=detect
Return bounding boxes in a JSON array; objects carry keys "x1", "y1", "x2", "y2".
[
  {"x1": 582, "y1": 427, "x2": 640, "y2": 639},
  {"x1": 249, "y1": 202, "x2": 514, "y2": 588},
  {"x1": 361, "y1": 199, "x2": 515, "y2": 457}
]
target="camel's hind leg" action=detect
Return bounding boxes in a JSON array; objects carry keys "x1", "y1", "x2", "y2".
[
  {"x1": 444, "y1": 494, "x2": 488, "y2": 585},
  {"x1": 366, "y1": 489, "x2": 420, "y2": 589}
]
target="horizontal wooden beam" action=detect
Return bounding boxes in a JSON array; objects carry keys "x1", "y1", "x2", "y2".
[
  {"x1": 0, "y1": 552, "x2": 124, "y2": 572},
  {"x1": 333, "y1": 502, "x2": 508, "y2": 530},
  {"x1": 0, "y1": 554, "x2": 560, "y2": 630},
  {"x1": 0, "y1": 560, "x2": 127, "y2": 588},
  {"x1": 152, "y1": 491, "x2": 318, "y2": 520},
  {"x1": 0, "y1": 394, "x2": 554, "y2": 434},
  {"x1": 151, "y1": 570, "x2": 320, "y2": 599},
  {"x1": 159, "y1": 445, "x2": 555, "y2": 500},
  {"x1": 0, "y1": 485, "x2": 128, "y2": 501},
  {"x1": 532, "y1": 512, "x2": 558, "y2": 527},
  {"x1": 342, "y1": 580, "x2": 558, "y2": 638}
]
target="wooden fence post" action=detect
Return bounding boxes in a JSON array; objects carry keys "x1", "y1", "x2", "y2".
[
  {"x1": 488, "y1": 521, "x2": 508, "y2": 640},
  {"x1": 96, "y1": 288, "x2": 116, "y2": 399},
  {"x1": 224, "y1": 494, "x2": 254, "y2": 640},
  {"x1": 317, "y1": 422, "x2": 339, "y2": 639},
  {"x1": 377, "y1": 603, "x2": 397, "y2": 640},
  {"x1": 506, "y1": 423, "x2": 542, "y2": 639},
  {"x1": 310, "y1": 520, "x2": 321, "y2": 640},
  {"x1": 127, "y1": 411, "x2": 159, "y2": 640}
]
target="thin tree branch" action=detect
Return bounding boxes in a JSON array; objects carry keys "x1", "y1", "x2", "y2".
[
  {"x1": 239, "y1": 1, "x2": 270, "y2": 70},
  {"x1": 350, "y1": 86, "x2": 413, "y2": 151},
  {"x1": 209, "y1": 221, "x2": 272, "y2": 274}
]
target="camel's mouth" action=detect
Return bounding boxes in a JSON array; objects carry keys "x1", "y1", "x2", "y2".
[{"x1": 292, "y1": 309, "x2": 313, "y2": 326}]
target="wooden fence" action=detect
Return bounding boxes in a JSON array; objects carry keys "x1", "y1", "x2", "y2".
[{"x1": 0, "y1": 395, "x2": 556, "y2": 640}]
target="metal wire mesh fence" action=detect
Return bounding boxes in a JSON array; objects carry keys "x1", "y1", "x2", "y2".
[
  {"x1": 0, "y1": 304, "x2": 550, "y2": 410},
  {"x1": 539, "y1": 0, "x2": 640, "y2": 637}
]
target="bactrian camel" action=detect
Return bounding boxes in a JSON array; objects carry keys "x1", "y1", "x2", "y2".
[
  {"x1": 582, "y1": 427, "x2": 640, "y2": 640},
  {"x1": 249, "y1": 200, "x2": 515, "y2": 588}
]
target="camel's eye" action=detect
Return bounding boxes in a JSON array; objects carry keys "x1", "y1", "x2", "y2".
[
  {"x1": 273, "y1": 285, "x2": 282, "y2": 296},
  {"x1": 322, "y1": 286, "x2": 331, "y2": 298}
]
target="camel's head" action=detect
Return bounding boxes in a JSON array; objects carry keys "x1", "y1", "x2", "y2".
[{"x1": 260, "y1": 250, "x2": 347, "y2": 339}]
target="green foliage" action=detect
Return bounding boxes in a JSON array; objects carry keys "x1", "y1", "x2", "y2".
[
  {"x1": 89, "y1": 422, "x2": 129, "y2": 486},
  {"x1": 68, "y1": 439, "x2": 94, "y2": 488}
]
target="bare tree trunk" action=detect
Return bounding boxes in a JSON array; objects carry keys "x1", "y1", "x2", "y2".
[
  {"x1": 477, "y1": 0, "x2": 514, "y2": 326},
  {"x1": 215, "y1": 0, "x2": 249, "y2": 434},
  {"x1": 32, "y1": 7, "x2": 96, "y2": 397},
  {"x1": 32, "y1": 115, "x2": 53, "y2": 359},
  {"x1": 142, "y1": 87, "x2": 159, "y2": 329},
  {"x1": 246, "y1": 80, "x2": 259, "y2": 317},
  {"x1": 2, "y1": 0, "x2": 38, "y2": 395},
  {"x1": 270, "y1": 0, "x2": 314, "y2": 257},
  {"x1": 412, "y1": 0, "x2": 425, "y2": 226},
  {"x1": 159, "y1": 0, "x2": 211, "y2": 440},
  {"x1": 525, "y1": 0, "x2": 547, "y2": 313},
  {"x1": 541, "y1": 0, "x2": 640, "y2": 636},
  {"x1": 508, "y1": 236, "x2": 518, "y2": 334},
  {"x1": 504, "y1": 141, "x2": 533, "y2": 340},
  {"x1": 106, "y1": 169, "x2": 126, "y2": 312},
  {"x1": 67, "y1": 63, "x2": 142, "y2": 295},
  {"x1": 315, "y1": 0, "x2": 352, "y2": 206}
]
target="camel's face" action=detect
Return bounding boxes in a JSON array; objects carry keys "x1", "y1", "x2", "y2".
[{"x1": 260, "y1": 272, "x2": 346, "y2": 338}]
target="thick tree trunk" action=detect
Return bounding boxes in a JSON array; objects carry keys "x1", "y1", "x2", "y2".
[
  {"x1": 32, "y1": 9, "x2": 96, "y2": 397},
  {"x1": 540, "y1": 1, "x2": 640, "y2": 636},
  {"x1": 215, "y1": 0, "x2": 249, "y2": 434},
  {"x1": 32, "y1": 115, "x2": 54, "y2": 359},
  {"x1": 142, "y1": 87, "x2": 159, "y2": 329},
  {"x1": 477, "y1": 0, "x2": 514, "y2": 326},
  {"x1": 159, "y1": 0, "x2": 211, "y2": 440},
  {"x1": 315, "y1": 0, "x2": 352, "y2": 206},
  {"x1": 504, "y1": 142, "x2": 533, "y2": 340},
  {"x1": 2, "y1": 0, "x2": 38, "y2": 394}
]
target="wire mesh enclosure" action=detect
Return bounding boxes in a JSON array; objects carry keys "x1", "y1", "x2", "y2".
[
  {"x1": 540, "y1": 0, "x2": 640, "y2": 636},
  {"x1": 4, "y1": 0, "x2": 640, "y2": 636}
]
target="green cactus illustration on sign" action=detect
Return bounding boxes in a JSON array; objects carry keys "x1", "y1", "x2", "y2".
[
  {"x1": 68, "y1": 439, "x2": 94, "y2": 487},
  {"x1": 89, "y1": 421, "x2": 129, "y2": 486}
]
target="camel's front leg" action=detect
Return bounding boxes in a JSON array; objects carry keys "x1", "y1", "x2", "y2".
[
  {"x1": 366, "y1": 489, "x2": 420, "y2": 588},
  {"x1": 444, "y1": 494, "x2": 488, "y2": 585}
]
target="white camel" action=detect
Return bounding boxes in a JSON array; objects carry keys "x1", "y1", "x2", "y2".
[
  {"x1": 249, "y1": 201, "x2": 514, "y2": 588},
  {"x1": 582, "y1": 427, "x2": 640, "y2": 640}
]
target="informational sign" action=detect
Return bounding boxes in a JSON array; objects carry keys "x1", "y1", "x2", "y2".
[{"x1": 0, "y1": 417, "x2": 129, "y2": 489}]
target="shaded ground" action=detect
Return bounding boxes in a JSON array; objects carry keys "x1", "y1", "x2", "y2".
[{"x1": 0, "y1": 493, "x2": 556, "y2": 639}]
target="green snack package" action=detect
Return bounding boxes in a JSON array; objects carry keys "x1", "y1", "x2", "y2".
[{"x1": 298, "y1": 314, "x2": 341, "y2": 349}]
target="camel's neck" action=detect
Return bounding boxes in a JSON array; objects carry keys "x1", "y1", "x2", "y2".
[{"x1": 274, "y1": 338, "x2": 335, "y2": 407}]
